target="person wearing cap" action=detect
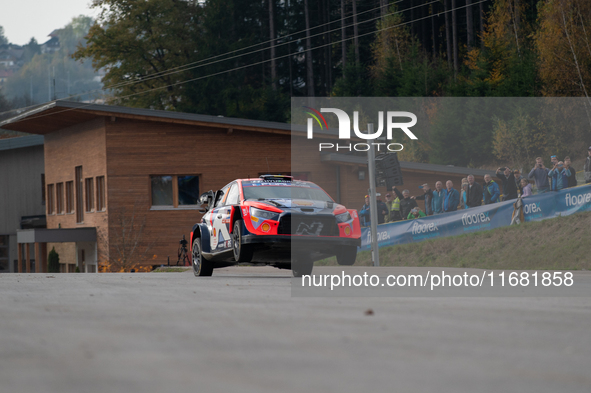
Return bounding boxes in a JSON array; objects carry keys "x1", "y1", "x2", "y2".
[
  {"x1": 513, "y1": 169, "x2": 527, "y2": 195},
  {"x1": 483, "y1": 174, "x2": 500, "y2": 205},
  {"x1": 384, "y1": 192, "x2": 402, "y2": 222},
  {"x1": 412, "y1": 183, "x2": 433, "y2": 216},
  {"x1": 392, "y1": 186, "x2": 418, "y2": 220},
  {"x1": 496, "y1": 166, "x2": 518, "y2": 201},
  {"x1": 564, "y1": 156, "x2": 577, "y2": 188},
  {"x1": 460, "y1": 178, "x2": 469, "y2": 209},
  {"x1": 407, "y1": 207, "x2": 427, "y2": 220},
  {"x1": 359, "y1": 195, "x2": 371, "y2": 227},
  {"x1": 528, "y1": 157, "x2": 550, "y2": 193},
  {"x1": 359, "y1": 194, "x2": 387, "y2": 227},
  {"x1": 585, "y1": 147, "x2": 591, "y2": 184},
  {"x1": 548, "y1": 161, "x2": 570, "y2": 191}
]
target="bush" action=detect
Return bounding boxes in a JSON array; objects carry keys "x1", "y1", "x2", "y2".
[{"x1": 47, "y1": 247, "x2": 60, "y2": 273}]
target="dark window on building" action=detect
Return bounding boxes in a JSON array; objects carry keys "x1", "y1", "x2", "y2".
[
  {"x1": 75, "y1": 166, "x2": 83, "y2": 223},
  {"x1": 151, "y1": 176, "x2": 173, "y2": 206},
  {"x1": 0, "y1": 235, "x2": 8, "y2": 272},
  {"x1": 41, "y1": 174, "x2": 45, "y2": 205},
  {"x1": 85, "y1": 178, "x2": 94, "y2": 212},
  {"x1": 47, "y1": 184, "x2": 55, "y2": 214},
  {"x1": 178, "y1": 175, "x2": 199, "y2": 205},
  {"x1": 96, "y1": 176, "x2": 106, "y2": 211},
  {"x1": 56, "y1": 183, "x2": 64, "y2": 214},
  {"x1": 66, "y1": 181, "x2": 74, "y2": 213},
  {"x1": 151, "y1": 175, "x2": 200, "y2": 208}
]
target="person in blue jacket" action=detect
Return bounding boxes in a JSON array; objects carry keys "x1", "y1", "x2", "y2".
[
  {"x1": 431, "y1": 181, "x2": 445, "y2": 214},
  {"x1": 548, "y1": 161, "x2": 571, "y2": 191},
  {"x1": 443, "y1": 180, "x2": 459, "y2": 212},
  {"x1": 483, "y1": 174, "x2": 500, "y2": 204},
  {"x1": 359, "y1": 195, "x2": 371, "y2": 227}
]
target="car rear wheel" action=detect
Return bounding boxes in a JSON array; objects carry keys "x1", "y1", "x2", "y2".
[
  {"x1": 193, "y1": 238, "x2": 213, "y2": 276},
  {"x1": 232, "y1": 220, "x2": 253, "y2": 262},
  {"x1": 336, "y1": 245, "x2": 357, "y2": 266}
]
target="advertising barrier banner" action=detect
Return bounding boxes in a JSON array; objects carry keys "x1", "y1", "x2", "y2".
[{"x1": 360, "y1": 184, "x2": 591, "y2": 251}]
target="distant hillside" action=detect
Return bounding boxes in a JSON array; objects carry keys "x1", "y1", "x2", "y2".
[{"x1": 320, "y1": 212, "x2": 591, "y2": 271}]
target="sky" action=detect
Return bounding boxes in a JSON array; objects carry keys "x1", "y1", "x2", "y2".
[{"x1": 0, "y1": 1, "x2": 100, "y2": 46}]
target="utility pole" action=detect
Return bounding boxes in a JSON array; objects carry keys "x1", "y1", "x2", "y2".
[{"x1": 366, "y1": 123, "x2": 379, "y2": 267}]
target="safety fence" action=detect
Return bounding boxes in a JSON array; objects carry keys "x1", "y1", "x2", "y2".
[{"x1": 359, "y1": 183, "x2": 591, "y2": 251}]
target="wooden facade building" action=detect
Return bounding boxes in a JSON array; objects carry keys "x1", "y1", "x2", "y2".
[{"x1": 1, "y1": 101, "x2": 495, "y2": 271}]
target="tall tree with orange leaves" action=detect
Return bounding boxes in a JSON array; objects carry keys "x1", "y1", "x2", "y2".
[{"x1": 535, "y1": 0, "x2": 591, "y2": 102}]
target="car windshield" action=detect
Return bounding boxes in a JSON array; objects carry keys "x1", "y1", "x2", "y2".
[{"x1": 242, "y1": 182, "x2": 333, "y2": 202}]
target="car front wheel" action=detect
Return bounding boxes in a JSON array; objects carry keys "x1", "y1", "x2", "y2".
[
  {"x1": 192, "y1": 238, "x2": 213, "y2": 277},
  {"x1": 336, "y1": 245, "x2": 357, "y2": 266},
  {"x1": 232, "y1": 220, "x2": 253, "y2": 262},
  {"x1": 292, "y1": 256, "x2": 314, "y2": 277}
]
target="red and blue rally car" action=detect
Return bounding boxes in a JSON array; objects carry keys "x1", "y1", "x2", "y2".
[{"x1": 190, "y1": 175, "x2": 361, "y2": 276}]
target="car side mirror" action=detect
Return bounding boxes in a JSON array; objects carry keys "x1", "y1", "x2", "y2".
[{"x1": 197, "y1": 191, "x2": 214, "y2": 213}]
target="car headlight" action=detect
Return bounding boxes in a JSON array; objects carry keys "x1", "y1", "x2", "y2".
[
  {"x1": 335, "y1": 211, "x2": 352, "y2": 223},
  {"x1": 250, "y1": 207, "x2": 280, "y2": 221}
]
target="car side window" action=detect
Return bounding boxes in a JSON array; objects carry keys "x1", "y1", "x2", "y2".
[
  {"x1": 225, "y1": 183, "x2": 239, "y2": 205},
  {"x1": 214, "y1": 186, "x2": 230, "y2": 208}
]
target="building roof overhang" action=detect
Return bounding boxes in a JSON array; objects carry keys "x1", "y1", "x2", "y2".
[{"x1": 0, "y1": 100, "x2": 325, "y2": 137}]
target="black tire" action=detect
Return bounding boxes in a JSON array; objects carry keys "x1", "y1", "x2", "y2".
[
  {"x1": 192, "y1": 238, "x2": 213, "y2": 276},
  {"x1": 336, "y1": 245, "x2": 357, "y2": 266},
  {"x1": 232, "y1": 220, "x2": 253, "y2": 262},
  {"x1": 292, "y1": 257, "x2": 314, "y2": 277}
]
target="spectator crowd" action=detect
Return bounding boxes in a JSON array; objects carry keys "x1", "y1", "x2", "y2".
[{"x1": 359, "y1": 148, "x2": 591, "y2": 227}]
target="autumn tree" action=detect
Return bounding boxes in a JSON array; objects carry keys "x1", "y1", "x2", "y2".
[
  {"x1": 463, "y1": 0, "x2": 538, "y2": 97},
  {"x1": 370, "y1": 4, "x2": 412, "y2": 80},
  {"x1": 535, "y1": 0, "x2": 591, "y2": 102},
  {"x1": 492, "y1": 111, "x2": 549, "y2": 170}
]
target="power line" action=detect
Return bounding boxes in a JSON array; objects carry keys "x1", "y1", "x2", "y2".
[
  {"x1": 98, "y1": 0, "x2": 401, "y2": 89},
  {"x1": 90, "y1": 0, "x2": 434, "y2": 93},
  {"x1": 3, "y1": 0, "x2": 489, "y2": 122},
  {"x1": 0, "y1": 0, "x2": 416, "y2": 116},
  {"x1": 0, "y1": 0, "x2": 406, "y2": 116}
]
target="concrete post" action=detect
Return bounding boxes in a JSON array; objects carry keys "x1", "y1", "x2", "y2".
[{"x1": 366, "y1": 124, "x2": 380, "y2": 267}]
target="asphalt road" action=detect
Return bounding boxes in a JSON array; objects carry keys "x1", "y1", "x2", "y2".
[{"x1": 1, "y1": 266, "x2": 590, "y2": 393}]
